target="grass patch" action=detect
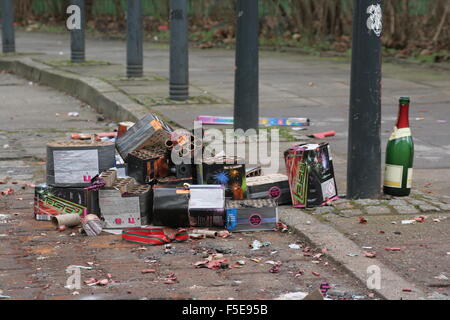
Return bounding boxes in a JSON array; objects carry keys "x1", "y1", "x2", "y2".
[{"x1": 45, "y1": 59, "x2": 113, "y2": 67}]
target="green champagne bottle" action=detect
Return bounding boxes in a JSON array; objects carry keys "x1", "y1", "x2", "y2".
[{"x1": 383, "y1": 97, "x2": 414, "y2": 196}]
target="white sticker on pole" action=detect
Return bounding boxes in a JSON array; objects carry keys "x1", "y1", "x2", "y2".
[
  {"x1": 53, "y1": 149, "x2": 99, "y2": 184},
  {"x1": 367, "y1": 4, "x2": 383, "y2": 37}
]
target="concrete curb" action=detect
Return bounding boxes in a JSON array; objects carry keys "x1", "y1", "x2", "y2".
[
  {"x1": 0, "y1": 56, "x2": 149, "y2": 123},
  {"x1": 280, "y1": 207, "x2": 427, "y2": 300}
]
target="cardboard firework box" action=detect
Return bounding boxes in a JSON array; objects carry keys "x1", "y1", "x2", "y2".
[
  {"x1": 284, "y1": 143, "x2": 338, "y2": 208},
  {"x1": 115, "y1": 113, "x2": 173, "y2": 161},
  {"x1": 34, "y1": 184, "x2": 99, "y2": 221},
  {"x1": 196, "y1": 156, "x2": 247, "y2": 200},
  {"x1": 98, "y1": 178, "x2": 152, "y2": 228},
  {"x1": 225, "y1": 199, "x2": 278, "y2": 232},
  {"x1": 127, "y1": 148, "x2": 170, "y2": 184},
  {"x1": 246, "y1": 173, "x2": 292, "y2": 205}
]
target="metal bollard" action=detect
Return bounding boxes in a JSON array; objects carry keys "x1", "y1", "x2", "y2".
[
  {"x1": 169, "y1": 0, "x2": 189, "y2": 101},
  {"x1": 1, "y1": 0, "x2": 15, "y2": 53},
  {"x1": 126, "y1": 0, "x2": 143, "y2": 78},
  {"x1": 70, "y1": 0, "x2": 85, "y2": 63},
  {"x1": 233, "y1": 0, "x2": 259, "y2": 131},
  {"x1": 347, "y1": 0, "x2": 383, "y2": 199}
]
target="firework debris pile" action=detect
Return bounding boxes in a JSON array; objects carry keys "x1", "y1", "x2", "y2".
[{"x1": 31, "y1": 113, "x2": 339, "y2": 242}]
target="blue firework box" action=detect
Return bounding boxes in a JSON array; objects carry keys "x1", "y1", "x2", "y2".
[
  {"x1": 195, "y1": 156, "x2": 247, "y2": 200},
  {"x1": 226, "y1": 199, "x2": 278, "y2": 232}
]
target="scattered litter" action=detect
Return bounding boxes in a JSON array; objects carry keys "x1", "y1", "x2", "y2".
[
  {"x1": 269, "y1": 262, "x2": 282, "y2": 273},
  {"x1": 0, "y1": 188, "x2": 14, "y2": 196},
  {"x1": 67, "y1": 112, "x2": 79, "y2": 117},
  {"x1": 401, "y1": 220, "x2": 415, "y2": 224},
  {"x1": 436, "y1": 120, "x2": 448, "y2": 123},
  {"x1": 385, "y1": 248, "x2": 402, "y2": 252},
  {"x1": 358, "y1": 217, "x2": 368, "y2": 224},
  {"x1": 275, "y1": 222, "x2": 288, "y2": 232},
  {"x1": 308, "y1": 131, "x2": 336, "y2": 139},
  {"x1": 275, "y1": 291, "x2": 308, "y2": 300},
  {"x1": 363, "y1": 251, "x2": 377, "y2": 258},
  {"x1": 250, "y1": 258, "x2": 262, "y2": 263},
  {"x1": 347, "y1": 253, "x2": 359, "y2": 257},
  {"x1": 289, "y1": 243, "x2": 301, "y2": 249},
  {"x1": 402, "y1": 288, "x2": 412, "y2": 292},
  {"x1": 415, "y1": 117, "x2": 425, "y2": 121},
  {"x1": 362, "y1": 246, "x2": 373, "y2": 249},
  {"x1": 414, "y1": 216, "x2": 426, "y2": 223},
  {"x1": 312, "y1": 271, "x2": 320, "y2": 277},
  {"x1": 249, "y1": 240, "x2": 271, "y2": 250},
  {"x1": 434, "y1": 274, "x2": 448, "y2": 281},
  {"x1": 141, "y1": 269, "x2": 156, "y2": 274}
]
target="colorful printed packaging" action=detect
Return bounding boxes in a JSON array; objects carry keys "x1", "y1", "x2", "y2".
[
  {"x1": 34, "y1": 184, "x2": 99, "y2": 221},
  {"x1": 284, "y1": 143, "x2": 338, "y2": 208},
  {"x1": 225, "y1": 199, "x2": 278, "y2": 232},
  {"x1": 196, "y1": 156, "x2": 247, "y2": 200},
  {"x1": 247, "y1": 173, "x2": 292, "y2": 205}
]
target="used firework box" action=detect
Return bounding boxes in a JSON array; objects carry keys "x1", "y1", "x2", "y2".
[
  {"x1": 189, "y1": 185, "x2": 226, "y2": 228},
  {"x1": 46, "y1": 140, "x2": 115, "y2": 187},
  {"x1": 196, "y1": 156, "x2": 247, "y2": 200},
  {"x1": 246, "y1": 173, "x2": 292, "y2": 205},
  {"x1": 225, "y1": 199, "x2": 278, "y2": 232},
  {"x1": 152, "y1": 185, "x2": 225, "y2": 228},
  {"x1": 98, "y1": 178, "x2": 152, "y2": 228},
  {"x1": 284, "y1": 143, "x2": 338, "y2": 208},
  {"x1": 127, "y1": 148, "x2": 170, "y2": 184},
  {"x1": 115, "y1": 113, "x2": 173, "y2": 160},
  {"x1": 34, "y1": 184, "x2": 99, "y2": 221}
]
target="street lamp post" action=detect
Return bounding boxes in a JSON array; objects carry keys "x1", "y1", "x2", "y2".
[
  {"x1": 70, "y1": 0, "x2": 85, "y2": 63},
  {"x1": 169, "y1": 0, "x2": 189, "y2": 101},
  {"x1": 234, "y1": 0, "x2": 259, "y2": 131},
  {"x1": 127, "y1": 0, "x2": 143, "y2": 78},
  {"x1": 1, "y1": 0, "x2": 15, "y2": 54},
  {"x1": 347, "y1": 0, "x2": 383, "y2": 199}
]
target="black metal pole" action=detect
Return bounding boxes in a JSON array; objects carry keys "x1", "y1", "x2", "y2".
[
  {"x1": 1, "y1": 0, "x2": 15, "y2": 54},
  {"x1": 127, "y1": 0, "x2": 143, "y2": 78},
  {"x1": 347, "y1": 0, "x2": 383, "y2": 199},
  {"x1": 169, "y1": 0, "x2": 189, "y2": 100},
  {"x1": 234, "y1": 0, "x2": 259, "y2": 131},
  {"x1": 70, "y1": 0, "x2": 85, "y2": 63}
]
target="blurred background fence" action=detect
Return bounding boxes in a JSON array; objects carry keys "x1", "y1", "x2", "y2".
[{"x1": 3, "y1": 0, "x2": 449, "y2": 53}]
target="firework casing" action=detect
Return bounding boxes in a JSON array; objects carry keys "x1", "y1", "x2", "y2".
[
  {"x1": 247, "y1": 174, "x2": 292, "y2": 205},
  {"x1": 46, "y1": 140, "x2": 115, "y2": 187},
  {"x1": 154, "y1": 176, "x2": 194, "y2": 186},
  {"x1": 115, "y1": 113, "x2": 173, "y2": 160},
  {"x1": 170, "y1": 163, "x2": 193, "y2": 179},
  {"x1": 284, "y1": 143, "x2": 338, "y2": 208},
  {"x1": 189, "y1": 185, "x2": 226, "y2": 228},
  {"x1": 117, "y1": 121, "x2": 135, "y2": 138},
  {"x1": 152, "y1": 187, "x2": 191, "y2": 227},
  {"x1": 152, "y1": 185, "x2": 225, "y2": 228},
  {"x1": 245, "y1": 166, "x2": 262, "y2": 177},
  {"x1": 226, "y1": 199, "x2": 278, "y2": 232},
  {"x1": 127, "y1": 148, "x2": 170, "y2": 184},
  {"x1": 99, "y1": 179, "x2": 151, "y2": 228},
  {"x1": 33, "y1": 184, "x2": 99, "y2": 221},
  {"x1": 196, "y1": 156, "x2": 247, "y2": 200},
  {"x1": 51, "y1": 213, "x2": 81, "y2": 228}
]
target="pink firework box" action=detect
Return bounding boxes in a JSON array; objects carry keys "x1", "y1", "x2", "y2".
[{"x1": 284, "y1": 143, "x2": 339, "y2": 208}]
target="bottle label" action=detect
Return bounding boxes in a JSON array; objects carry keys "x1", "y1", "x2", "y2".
[
  {"x1": 384, "y1": 164, "x2": 403, "y2": 188},
  {"x1": 407, "y1": 168, "x2": 413, "y2": 188},
  {"x1": 389, "y1": 127, "x2": 411, "y2": 141}
]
